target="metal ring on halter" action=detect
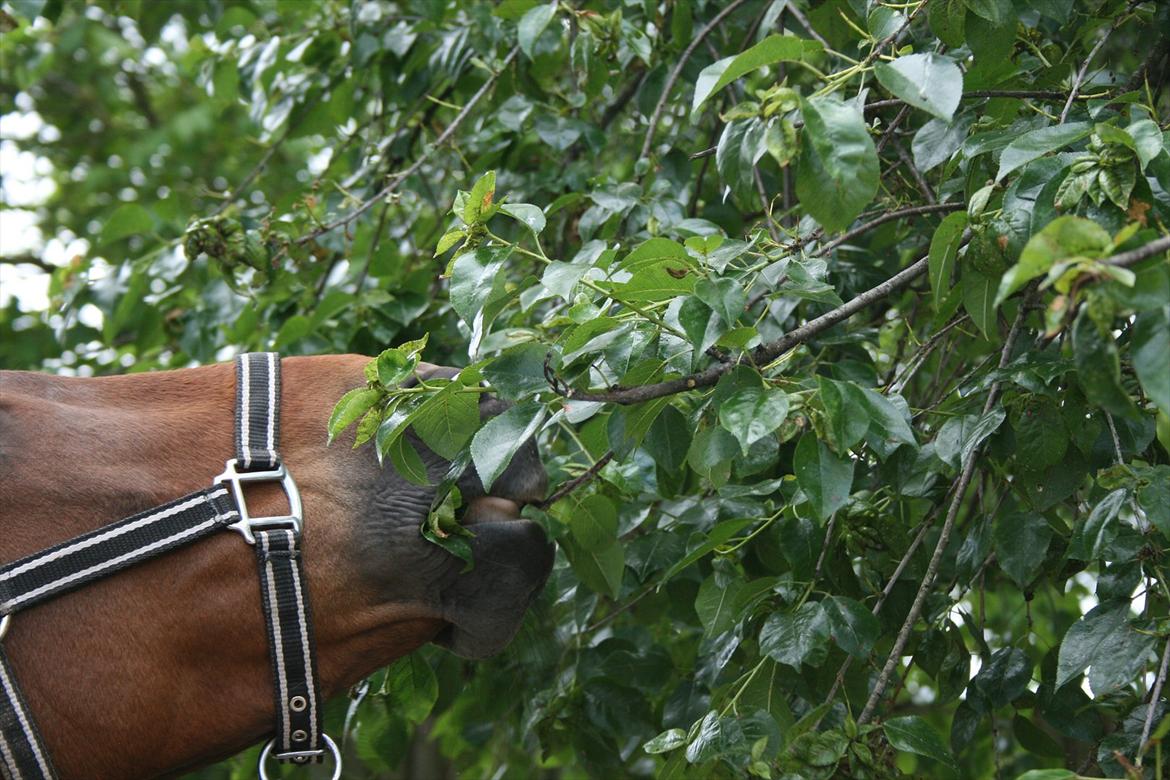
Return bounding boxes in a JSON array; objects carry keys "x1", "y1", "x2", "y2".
[{"x1": 257, "y1": 734, "x2": 341, "y2": 780}]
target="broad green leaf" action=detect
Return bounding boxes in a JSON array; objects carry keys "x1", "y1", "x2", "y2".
[
  {"x1": 857, "y1": 387, "x2": 917, "y2": 447},
  {"x1": 929, "y1": 211, "x2": 968, "y2": 307},
  {"x1": 499, "y1": 202, "x2": 546, "y2": 234},
  {"x1": 993, "y1": 512, "x2": 1052, "y2": 587},
  {"x1": 382, "y1": 654, "x2": 439, "y2": 724},
  {"x1": 996, "y1": 123, "x2": 1092, "y2": 182},
  {"x1": 375, "y1": 348, "x2": 419, "y2": 389},
  {"x1": 411, "y1": 386, "x2": 478, "y2": 460},
  {"x1": 822, "y1": 596, "x2": 879, "y2": 659},
  {"x1": 1057, "y1": 603, "x2": 1155, "y2": 694},
  {"x1": 1127, "y1": 118, "x2": 1163, "y2": 168},
  {"x1": 692, "y1": 35, "x2": 822, "y2": 112},
  {"x1": 563, "y1": 536, "x2": 624, "y2": 599},
  {"x1": 101, "y1": 203, "x2": 154, "y2": 244},
  {"x1": 759, "y1": 602, "x2": 830, "y2": 668},
  {"x1": 450, "y1": 247, "x2": 508, "y2": 323},
  {"x1": 462, "y1": 171, "x2": 497, "y2": 225},
  {"x1": 795, "y1": 96, "x2": 880, "y2": 233},
  {"x1": 434, "y1": 228, "x2": 465, "y2": 256},
  {"x1": 817, "y1": 377, "x2": 871, "y2": 452},
  {"x1": 469, "y1": 401, "x2": 546, "y2": 490},
  {"x1": 996, "y1": 216, "x2": 1111, "y2": 305},
  {"x1": 884, "y1": 716, "x2": 956, "y2": 768},
  {"x1": 621, "y1": 237, "x2": 690, "y2": 272},
  {"x1": 1068, "y1": 489, "x2": 1127, "y2": 561},
  {"x1": 327, "y1": 386, "x2": 382, "y2": 444},
  {"x1": 517, "y1": 2, "x2": 556, "y2": 59},
  {"x1": 481, "y1": 342, "x2": 549, "y2": 400},
  {"x1": 694, "y1": 277, "x2": 746, "y2": 326},
  {"x1": 695, "y1": 575, "x2": 745, "y2": 636},
  {"x1": 604, "y1": 266, "x2": 695, "y2": 302},
  {"x1": 687, "y1": 425, "x2": 739, "y2": 487},
  {"x1": 643, "y1": 729, "x2": 688, "y2": 755},
  {"x1": 934, "y1": 409, "x2": 1006, "y2": 468},
  {"x1": 1133, "y1": 305, "x2": 1170, "y2": 415},
  {"x1": 609, "y1": 397, "x2": 670, "y2": 458},
  {"x1": 929, "y1": 0, "x2": 967, "y2": 47},
  {"x1": 875, "y1": 54, "x2": 963, "y2": 121},
  {"x1": 968, "y1": 648, "x2": 1031, "y2": 710},
  {"x1": 387, "y1": 433, "x2": 430, "y2": 486},
  {"x1": 566, "y1": 493, "x2": 618, "y2": 552},
  {"x1": 962, "y1": 270, "x2": 998, "y2": 340},
  {"x1": 1072, "y1": 311, "x2": 1136, "y2": 418},
  {"x1": 644, "y1": 405, "x2": 692, "y2": 471},
  {"x1": 718, "y1": 385, "x2": 789, "y2": 455},
  {"x1": 1015, "y1": 771, "x2": 1078, "y2": 780},
  {"x1": 1010, "y1": 395, "x2": 1068, "y2": 469},
  {"x1": 793, "y1": 434, "x2": 855, "y2": 520},
  {"x1": 965, "y1": 0, "x2": 1014, "y2": 25},
  {"x1": 658, "y1": 518, "x2": 755, "y2": 586}
]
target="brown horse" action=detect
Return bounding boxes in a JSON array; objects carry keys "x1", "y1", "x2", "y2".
[{"x1": 0, "y1": 355, "x2": 554, "y2": 779}]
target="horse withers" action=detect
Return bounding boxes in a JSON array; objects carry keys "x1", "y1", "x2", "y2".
[{"x1": 0, "y1": 354, "x2": 554, "y2": 779}]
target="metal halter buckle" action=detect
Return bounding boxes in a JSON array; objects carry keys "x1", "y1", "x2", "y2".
[
  {"x1": 0, "y1": 614, "x2": 9, "y2": 642},
  {"x1": 214, "y1": 459, "x2": 303, "y2": 545},
  {"x1": 258, "y1": 734, "x2": 341, "y2": 780}
]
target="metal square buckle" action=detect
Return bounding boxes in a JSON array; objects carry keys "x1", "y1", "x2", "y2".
[{"x1": 214, "y1": 459, "x2": 303, "y2": 545}]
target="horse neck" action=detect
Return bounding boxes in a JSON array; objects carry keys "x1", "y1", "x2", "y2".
[{"x1": 0, "y1": 356, "x2": 443, "y2": 779}]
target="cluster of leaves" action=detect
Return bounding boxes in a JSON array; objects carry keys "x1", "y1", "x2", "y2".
[{"x1": 2, "y1": 0, "x2": 1170, "y2": 778}]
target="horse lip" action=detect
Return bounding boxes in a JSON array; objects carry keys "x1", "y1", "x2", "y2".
[{"x1": 459, "y1": 495, "x2": 523, "y2": 526}]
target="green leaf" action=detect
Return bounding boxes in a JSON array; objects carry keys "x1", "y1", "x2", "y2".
[
  {"x1": 481, "y1": 342, "x2": 549, "y2": 400},
  {"x1": 857, "y1": 387, "x2": 917, "y2": 448},
  {"x1": 608, "y1": 397, "x2": 670, "y2": 458},
  {"x1": 692, "y1": 35, "x2": 822, "y2": 112},
  {"x1": 793, "y1": 434, "x2": 855, "y2": 520},
  {"x1": 450, "y1": 247, "x2": 508, "y2": 323},
  {"x1": 875, "y1": 54, "x2": 963, "y2": 121},
  {"x1": 694, "y1": 277, "x2": 746, "y2": 326},
  {"x1": 962, "y1": 269, "x2": 998, "y2": 340},
  {"x1": 462, "y1": 171, "x2": 498, "y2": 225},
  {"x1": 1014, "y1": 771, "x2": 1078, "y2": 780},
  {"x1": 411, "y1": 386, "x2": 479, "y2": 460},
  {"x1": 469, "y1": 401, "x2": 546, "y2": 491},
  {"x1": 883, "y1": 716, "x2": 956, "y2": 768},
  {"x1": 621, "y1": 237, "x2": 690, "y2": 271},
  {"x1": 996, "y1": 122, "x2": 1092, "y2": 182},
  {"x1": 1127, "y1": 118, "x2": 1163, "y2": 169},
  {"x1": 517, "y1": 1, "x2": 556, "y2": 59},
  {"x1": 817, "y1": 377, "x2": 871, "y2": 452},
  {"x1": 382, "y1": 654, "x2": 439, "y2": 724},
  {"x1": 643, "y1": 729, "x2": 688, "y2": 755},
  {"x1": 1133, "y1": 305, "x2": 1170, "y2": 414},
  {"x1": 387, "y1": 432, "x2": 431, "y2": 487},
  {"x1": 101, "y1": 203, "x2": 154, "y2": 244},
  {"x1": 499, "y1": 202, "x2": 546, "y2": 234},
  {"x1": 434, "y1": 228, "x2": 466, "y2": 256},
  {"x1": 1072, "y1": 311, "x2": 1136, "y2": 418},
  {"x1": 563, "y1": 536, "x2": 624, "y2": 599},
  {"x1": 687, "y1": 425, "x2": 740, "y2": 487},
  {"x1": 604, "y1": 266, "x2": 695, "y2": 302},
  {"x1": 964, "y1": 0, "x2": 1014, "y2": 24},
  {"x1": 564, "y1": 493, "x2": 618, "y2": 552},
  {"x1": 795, "y1": 96, "x2": 880, "y2": 232},
  {"x1": 718, "y1": 385, "x2": 789, "y2": 455},
  {"x1": 1010, "y1": 395, "x2": 1068, "y2": 469},
  {"x1": 993, "y1": 511, "x2": 1052, "y2": 587},
  {"x1": 1068, "y1": 489, "x2": 1127, "y2": 560},
  {"x1": 644, "y1": 405, "x2": 692, "y2": 471},
  {"x1": 658, "y1": 518, "x2": 755, "y2": 586},
  {"x1": 929, "y1": 211, "x2": 968, "y2": 308},
  {"x1": 929, "y1": 0, "x2": 967, "y2": 47},
  {"x1": 759, "y1": 602, "x2": 830, "y2": 668},
  {"x1": 695, "y1": 575, "x2": 745, "y2": 636},
  {"x1": 996, "y1": 216, "x2": 1111, "y2": 305},
  {"x1": 327, "y1": 386, "x2": 382, "y2": 444},
  {"x1": 822, "y1": 596, "x2": 879, "y2": 659},
  {"x1": 1057, "y1": 603, "x2": 1155, "y2": 694},
  {"x1": 375, "y1": 348, "x2": 420, "y2": 389},
  {"x1": 969, "y1": 648, "x2": 1031, "y2": 710}
]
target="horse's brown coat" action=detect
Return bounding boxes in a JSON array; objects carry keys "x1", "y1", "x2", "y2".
[{"x1": 0, "y1": 355, "x2": 550, "y2": 779}]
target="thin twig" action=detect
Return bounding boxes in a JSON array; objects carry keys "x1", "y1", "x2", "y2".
[
  {"x1": 813, "y1": 514, "x2": 838, "y2": 583},
  {"x1": 1105, "y1": 411, "x2": 1125, "y2": 465},
  {"x1": 295, "y1": 47, "x2": 519, "y2": 247},
  {"x1": 813, "y1": 203, "x2": 961, "y2": 257},
  {"x1": 1107, "y1": 235, "x2": 1170, "y2": 267},
  {"x1": 639, "y1": 0, "x2": 749, "y2": 162},
  {"x1": 857, "y1": 289, "x2": 1036, "y2": 725},
  {"x1": 560, "y1": 254, "x2": 931, "y2": 405},
  {"x1": 893, "y1": 139, "x2": 936, "y2": 205},
  {"x1": 538, "y1": 451, "x2": 615, "y2": 510},
  {"x1": 784, "y1": 2, "x2": 829, "y2": 48},
  {"x1": 1139, "y1": 638, "x2": 1170, "y2": 766},
  {"x1": 1060, "y1": 7, "x2": 1134, "y2": 122}
]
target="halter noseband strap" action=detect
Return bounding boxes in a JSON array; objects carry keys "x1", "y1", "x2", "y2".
[{"x1": 0, "y1": 353, "x2": 340, "y2": 780}]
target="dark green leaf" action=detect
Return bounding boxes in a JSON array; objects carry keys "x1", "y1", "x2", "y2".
[
  {"x1": 884, "y1": 716, "x2": 956, "y2": 768},
  {"x1": 794, "y1": 434, "x2": 855, "y2": 520},
  {"x1": 469, "y1": 401, "x2": 546, "y2": 490},
  {"x1": 822, "y1": 596, "x2": 879, "y2": 659},
  {"x1": 795, "y1": 96, "x2": 880, "y2": 232},
  {"x1": 875, "y1": 54, "x2": 963, "y2": 121},
  {"x1": 759, "y1": 602, "x2": 830, "y2": 668}
]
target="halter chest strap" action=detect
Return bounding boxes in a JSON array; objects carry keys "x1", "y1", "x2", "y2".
[{"x1": 0, "y1": 353, "x2": 340, "y2": 780}]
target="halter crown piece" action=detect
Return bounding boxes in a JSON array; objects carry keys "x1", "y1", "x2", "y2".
[{"x1": 0, "y1": 353, "x2": 341, "y2": 780}]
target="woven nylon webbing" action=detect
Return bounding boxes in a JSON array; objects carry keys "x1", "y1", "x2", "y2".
[
  {"x1": 235, "y1": 352, "x2": 281, "y2": 471},
  {"x1": 0, "y1": 645, "x2": 55, "y2": 780}
]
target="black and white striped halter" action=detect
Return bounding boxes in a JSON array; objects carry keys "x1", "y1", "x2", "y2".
[{"x1": 0, "y1": 353, "x2": 340, "y2": 780}]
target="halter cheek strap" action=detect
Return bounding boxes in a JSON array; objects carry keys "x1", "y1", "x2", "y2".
[{"x1": 0, "y1": 353, "x2": 340, "y2": 780}]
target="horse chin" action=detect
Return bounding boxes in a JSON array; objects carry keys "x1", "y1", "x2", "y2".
[{"x1": 434, "y1": 517, "x2": 554, "y2": 659}]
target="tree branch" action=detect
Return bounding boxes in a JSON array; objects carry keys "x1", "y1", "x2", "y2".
[
  {"x1": 1107, "y1": 235, "x2": 1170, "y2": 267},
  {"x1": 857, "y1": 290, "x2": 1035, "y2": 725},
  {"x1": 813, "y1": 203, "x2": 960, "y2": 257},
  {"x1": 560, "y1": 254, "x2": 930, "y2": 404},
  {"x1": 639, "y1": 0, "x2": 749, "y2": 162},
  {"x1": 294, "y1": 46, "x2": 519, "y2": 247},
  {"x1": 1061, "y1": 6, "x2": 1136, "y2": 122},
  {"x1": 1139, "y1": 637, "x2": 1170, "y2": 766},
  {"x1": 537, "y1": 451, "x2": 615, "y2": 510}
]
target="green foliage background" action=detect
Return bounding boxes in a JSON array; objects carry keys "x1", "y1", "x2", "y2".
[{"x1": 2, "y1": 0, "x2": 1169, "y2": 778}]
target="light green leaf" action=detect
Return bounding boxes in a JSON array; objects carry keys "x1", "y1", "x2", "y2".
[
  {"x1": 450, "y1": 247, "x2": 508, "y2": 323},
  {"x1": 518, "y1": 2, "x2": 557, "y2": 59},
  {"x1": 929, "y1": 212, "x2": 968, "y2": 307},
  {"x1": 692, "y1": 34, "x2": 822, "y2": 112},
  {"x1": 996, "y1": 216, "x2": 1111, "y2": 305},
  {"x1": 564, "y1": 493, "x2": 618, "y2": 552},
  {"x1": 382, "y1": 654, "x2": 438, "y2": 724},
  {"x1": 883, "y1": 716, "x2": 956, "y2": 768},
  {"x1": 327, "y1": 387, "x2": 382, "y2": 444},
  {"x1": 996, "y1": 122, "x2": 1092, "y2": 182},
  {"x1": 793, "y1": 434, "x2": 855, "y2": 520},
  {"x1": 795, "y1": 96, "x2": 879, "y2": 232},
  {"x1": 718, "y1": 385, "x2": 789, "y2": 455},
  {"x1": 411, "y1": 386, "x2": 479, "y2": 460},
  {"x1": 695, "y1": 575, "x2": 745, "y2": 637},
  {"x1": 875, "y1": 54, "x2": 963, "y2": 121},
  {"x1": 462, "y1": 171, "x2": 497, "y2": 225},
  {"x1": 643, "y1": 728, "x2": 688, "y2": 755},
  {"x1": 469, "y1": 401, "x2": 546, "y2": 490},
  {"x1": 1133, "y1": 305, "x2": 1170, "y2": 414},
  {"x1": 101, "y1": 203, "x2": 154, "y2": 244},
  {"x1": 563, "y1": 536, "x2": 624, "y2": 599},
  {"x1": 962, "y1": 269, "x2": 998, "y2": 340},
  {"x1": 1068, "y1": 489, "x2": 1127, "y2": 561},
  {"x1": 1127, "y1": 118, "x2": 1163, "y2": 168},
  {"x1": 621, "y1": 237, "x2": 691, "y2": 272},
  {"x1": 499, "y1": 202, "x2": 546, "y2": 234}
]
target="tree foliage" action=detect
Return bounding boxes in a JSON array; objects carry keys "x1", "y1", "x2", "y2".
[{"x1": 2, "y1": 0, "x2": 1170, "y2": 778}]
